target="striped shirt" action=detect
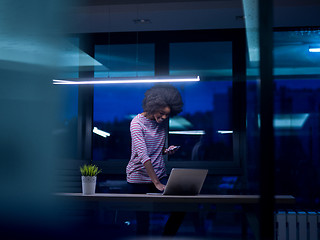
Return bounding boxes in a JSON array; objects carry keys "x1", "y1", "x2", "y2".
[{"x1": 126, "y1": 114, "x2": 167, "y2": 183}]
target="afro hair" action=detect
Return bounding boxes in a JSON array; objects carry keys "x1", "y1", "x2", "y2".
[{"x1": 142, "y1": 84, "x2": 183, "y2": 117}]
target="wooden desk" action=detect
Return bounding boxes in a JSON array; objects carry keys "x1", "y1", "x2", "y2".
[{"x1": 56, "y1": 193, "x2": 295, "y2": 239}]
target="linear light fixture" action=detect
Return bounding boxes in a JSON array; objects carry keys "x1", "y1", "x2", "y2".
[
  {"x1": 217, "y1": 130, "x2": 233, "y2": 134},
  {"x1": 309, "y1": 47, "x2": 320, "y2": 53},
  {"x1": 93, "y1": 127, "x2": 110, "y2": 138},
  {"x1": 53, "y1": 76, "x2": 200, "y2": 85},
  {"x1": 169, "y1": 130, "x2": 205, "y2": 135}
]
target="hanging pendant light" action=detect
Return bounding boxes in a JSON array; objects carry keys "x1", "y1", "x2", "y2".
[{"x1": 53, "y1": 76, "x2": 200, "y2": 85}]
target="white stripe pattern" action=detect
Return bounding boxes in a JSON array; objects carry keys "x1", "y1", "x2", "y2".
[{"x1": 126, "y1": 114, "x2": 167, "y2": 183}]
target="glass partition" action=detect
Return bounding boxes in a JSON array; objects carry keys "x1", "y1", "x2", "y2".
[
  {"x1": 246, "y1": 29, "x2": 320, "y2": 206},
  {"x1": 53, "y1": 37, "x2": 79, "y2": 159},
  {"x1": 93, "y1": 43, "x2": 155, "y2": 161},
  {"x1": 169, "y1": 42, "x2": 235, "y2": 166}
]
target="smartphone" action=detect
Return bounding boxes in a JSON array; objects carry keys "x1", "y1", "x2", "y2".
[{"x1": 170, "y1": 146, "x2": 180, "y2": 150}]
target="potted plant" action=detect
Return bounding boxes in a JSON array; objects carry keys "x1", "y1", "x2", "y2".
[{"x1": 80, "y1": 164, "x2": 102, "y2": 195}]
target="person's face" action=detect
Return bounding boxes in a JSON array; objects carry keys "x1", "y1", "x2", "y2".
[{"x1": 153, "y1": 106, "x2": 171, "y2": 124}]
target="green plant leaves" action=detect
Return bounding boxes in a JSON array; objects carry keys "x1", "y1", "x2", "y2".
[{"x1": 80, "y1": 164, "x2": 102, "y2": 176}]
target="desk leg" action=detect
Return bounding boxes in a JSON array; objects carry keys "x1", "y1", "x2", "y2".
[{"x1": 243, "y1": 206, "x2": 260, "y2": 240}]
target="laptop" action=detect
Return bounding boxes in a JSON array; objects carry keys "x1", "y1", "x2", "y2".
[{"x1": 149, "y1": 168, "x2": 208, "y2": 195}]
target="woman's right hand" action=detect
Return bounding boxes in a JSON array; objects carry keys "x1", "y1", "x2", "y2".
[
  {"x1": 164, "y1": 145, "x2": 180, "y2": 155},
  {"x1": 154, "y1": 182, "x2": 166, "y2": 192}
]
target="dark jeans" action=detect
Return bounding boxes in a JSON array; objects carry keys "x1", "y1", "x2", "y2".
[{"x1": 127, "y1": 180, "x2": 185, "y2": 236}]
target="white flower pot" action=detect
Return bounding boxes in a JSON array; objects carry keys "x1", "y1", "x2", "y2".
[{"x1": 81, "y1": 176, "x2": 97, "y2": 195}]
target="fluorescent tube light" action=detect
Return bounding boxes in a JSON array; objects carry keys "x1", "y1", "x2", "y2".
[
  {"x1": 169, "y1": 130, "x2": 205, "y2": 135},
  {"x1": 309, "y1": 47, "x2": 320, "y2": 53},
  {"x1": 93, "y1": 127, "x2": 110, "y2": 138},
  {"x1": 217, "y1": 130, "x2": 233, "y2": 134},
  {"x1": 53, "y1": 76, "x2": 200, "y2": 85}
]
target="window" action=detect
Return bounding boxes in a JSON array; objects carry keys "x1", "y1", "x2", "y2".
[
  {"x1": 94, "y1": 43, "x2": 154, "y2": 78},
  {"x1": 168, "y1": 42, "x2": 235, "y2": 165},
  {"x1": 168, "y1": 81, "x2": 233, "y2": 162},
  {"x1": 90, "y1": 31, "x2": 245, "y2": 176},
  {"x1": 273, "y1": 78, "x2": 320, "y2": 205},
  {"x1": 93, "y1": 43, "x2": 155, "y2": 161},
  {"x1": 246, "y1": 29, "x2": 320, "y2": 205}
]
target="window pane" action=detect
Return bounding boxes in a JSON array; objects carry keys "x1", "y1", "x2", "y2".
[
  {"x1": 170, "y1": 42, "x2": 232, "y2": 77},
  {"x1": 93, "y1": 43, "x2": 155, "y2": 161},
  {"x1": 273, "y1": 30, "x2": 320, "y2": 207},
  {"x1": 246, "y1": 78, "x2": 260, "y2": 193},
  {"x1": 274, "y1": 79, "x2": 320, "y2": 207},
  {"x1": 169, "y1": 42, "x2": 233, "y2": 162},
  {"x1": 94, "y1": 44, "x2": 154, "y2": 78},
  {"x1": 246, "y1": 30, "x2": 320, "y2": 203},
  {"x1": 93, "y1": 84, "x2": 149, "y2": 161},
  {"x1": 169, "y1": 81, "x2": 233, "y2": 162}
]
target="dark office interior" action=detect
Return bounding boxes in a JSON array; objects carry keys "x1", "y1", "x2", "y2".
[{"x1": 0, "y1": 0, "x2": 320, "y2": 239}]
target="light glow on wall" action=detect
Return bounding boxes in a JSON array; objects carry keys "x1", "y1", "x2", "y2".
[{"x1": 258, "y1": 113, "x2": 309, "y2": 129}]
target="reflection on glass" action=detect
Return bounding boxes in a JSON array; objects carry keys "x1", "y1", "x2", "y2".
[
  {"x1": 93, "y1": 81, "x2": 233, "y2": 162},
  {"x1": 93, "y1": 84, "x2": 149, "y2": 161},
  {"x1": 169, "y1": 41, "x2": 233, "y2": 162},
  {"x1": 274, "y1": 79, "x2": 320, "y2": 207},
  {"x1": 247, "y1": 78, "x2": 320, "y2": 205},
  {"x1": 93, "y1": 41, "x2": 234, "y2": 162},
  {"x1": 170, "y1": 42, "x2": 232, "y2": 77},
  {"x1": 168, "y1": 81, "x2": 233, "y2": 162},
  {"x1": 93, "y1": 43, "x2": 155, "y2": 161},
  {"x1": 94, "y1": 44, "x2": 154, "y2": 78}
]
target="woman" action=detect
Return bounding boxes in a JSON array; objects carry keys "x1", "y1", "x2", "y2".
[{"x1": 126, "y1": 84, "x2": 185, "y2": 236}]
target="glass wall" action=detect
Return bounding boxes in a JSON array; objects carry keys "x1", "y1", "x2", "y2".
[
  {"x1": 246, "y1": 29, "x2": 320, "y2": 207},
  {"x1": 92, "y1": 41, "x2": 238, "y2": 169},
  {"x1": 55, "y1": 27, "x2": 320, "y2": 239},
  {"x1": 168, "y1": 42, "x2": 233, "y2": 163},
  {"x1": 62, "y1": 29, "x2": 320, "y2": 208},
  {"x1": 274, "y1": 78, "x2": 320, "y2": 207},
  {"x1": 53, "y1": 37, "x2": 79, "y2": 159},
  {"x1": 94, "y1": 43, "x2": 154, "y2": 78},
  {"x1": 93, "y1": 43, "x2": 155, "y2": 161},
  {"x1": 91, "y1": 37, "x2": 246, "y2": 198},
  {"x1": 273, "y1": 30, "x2": 320, "y2": 207}
]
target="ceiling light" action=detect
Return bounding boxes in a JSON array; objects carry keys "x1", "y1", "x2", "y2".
[
  {"x1": 309, "y1": 47, "x2": 320, "y2": 53},
  {"x1": 93, "y1": 127, "x2": 110, "y2": 138},
  {"x1": 217, "y1": 130, "x2": 233, "y2": 134},
  {"x1": 169, "y1": 130, "x2": 205, "y2": 135},
  {"x1": 133, "y1": 19, "x2": 151, "y2": 24},
  {"x1": 53, "y1": 76, "x2": 200, "y2": 85}
]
